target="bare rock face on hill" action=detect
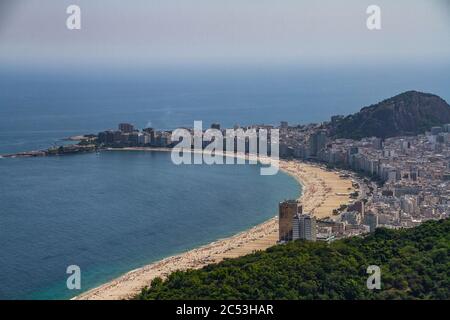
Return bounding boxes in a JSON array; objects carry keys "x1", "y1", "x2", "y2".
[{"x1": 330, "y1": 91, "x2": 450, "y2": 139}]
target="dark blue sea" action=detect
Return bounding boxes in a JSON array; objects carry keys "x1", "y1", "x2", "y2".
[
  {"x1": 1, "y1": 64, "x2": 450, "y2": 155},
  {"x1": 0, "y1": 64, "x2": 449, "y2": 299},
  {"x1": 0, "y1": 151, "x2": 300, "y2": 299}
]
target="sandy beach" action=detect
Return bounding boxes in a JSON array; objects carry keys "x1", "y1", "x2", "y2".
[{"x1": 74, "y1": 150, "x2": 354, "y2": 300}]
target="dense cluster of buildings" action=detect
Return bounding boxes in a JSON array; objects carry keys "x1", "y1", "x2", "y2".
[
  {"x1": 278, "y1": 121, "x2": 450, "y2": 242},
  {"x1": 95, "y1": 122, "x2": 279, "y2": 153},
  {"x1": 97, "y1": 123, "x2": 173, "y2": 148}
]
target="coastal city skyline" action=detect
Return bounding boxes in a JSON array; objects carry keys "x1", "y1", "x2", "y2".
[
  {"x1": 5, "y1": 89, "x2": 449, "y2": 245},
  {"x1": 63, "y1": 89, "x2": 449, "y2": 300},
  {"x1": 0, "y1": 0, "x2": 448, "y2": 310}
]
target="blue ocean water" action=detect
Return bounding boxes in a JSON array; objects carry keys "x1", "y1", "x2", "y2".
[
  {"x1": 1, "y1": 64, "x2": 449, "y2": 155},
  {"x1": 0, "y1": 151, "x2": 300, "y2": 300},
  {"x1": 0, "y1": 64, "x2": 449, "y2": 300}
]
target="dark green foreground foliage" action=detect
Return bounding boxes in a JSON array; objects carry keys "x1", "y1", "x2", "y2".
[{"x1": 138, "y1": 219, "x2": 450, "y2": 300}]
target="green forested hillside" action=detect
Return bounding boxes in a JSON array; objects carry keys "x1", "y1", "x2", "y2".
[
  {"x1": 137, "y1": 219, "x2": 449, "y2": 300},
  {"x1": 330, "y1": 91, "x2": 450, "y2": 139}
]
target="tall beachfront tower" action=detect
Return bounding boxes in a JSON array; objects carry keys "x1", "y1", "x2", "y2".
[
  {"x1": 279, "y1": 200, "x2": 302, "y2": 241},
  {"x1": 293, "y1": 214, "x2": 317, "y2": 241}
]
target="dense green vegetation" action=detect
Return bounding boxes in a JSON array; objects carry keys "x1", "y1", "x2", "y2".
[
  {"x1": 138, "y1": 219, "x2": 450, "y2": 300},
  {"x1": 329, "y1": 91, "x2": 450, "y2": 139}
]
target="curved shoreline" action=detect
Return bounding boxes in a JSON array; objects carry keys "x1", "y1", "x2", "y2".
[{"x1": 74, "y1": 149, "x2": 354, "y2": 300}]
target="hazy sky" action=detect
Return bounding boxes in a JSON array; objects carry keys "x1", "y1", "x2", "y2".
[{"x1": 0, "y1": 0, "x2": 449, "y2": 68}]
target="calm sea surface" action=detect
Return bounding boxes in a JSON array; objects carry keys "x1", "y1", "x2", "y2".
[
  {"x1": 0, "y1": 151, "x2": 300, "y2": 299},
  {"x1": 1, "y1": 64, "x2": 449, "y2": 155},
  {"x1": 0, "y1": 65, "x2": 449, "y2": 299}
]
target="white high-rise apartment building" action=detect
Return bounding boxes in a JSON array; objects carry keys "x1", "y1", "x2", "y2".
[{"x1": 292, "y1": 213, "x2": 317, "y2": 241}]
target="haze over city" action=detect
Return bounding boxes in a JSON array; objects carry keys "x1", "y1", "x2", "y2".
[{"x1": 0, "y1": 0, "x2": 449, "y2": 69}]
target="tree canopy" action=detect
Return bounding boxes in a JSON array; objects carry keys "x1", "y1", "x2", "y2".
[{"x1": 138, "y1": 219, "x2": 450, "y2": 300}]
